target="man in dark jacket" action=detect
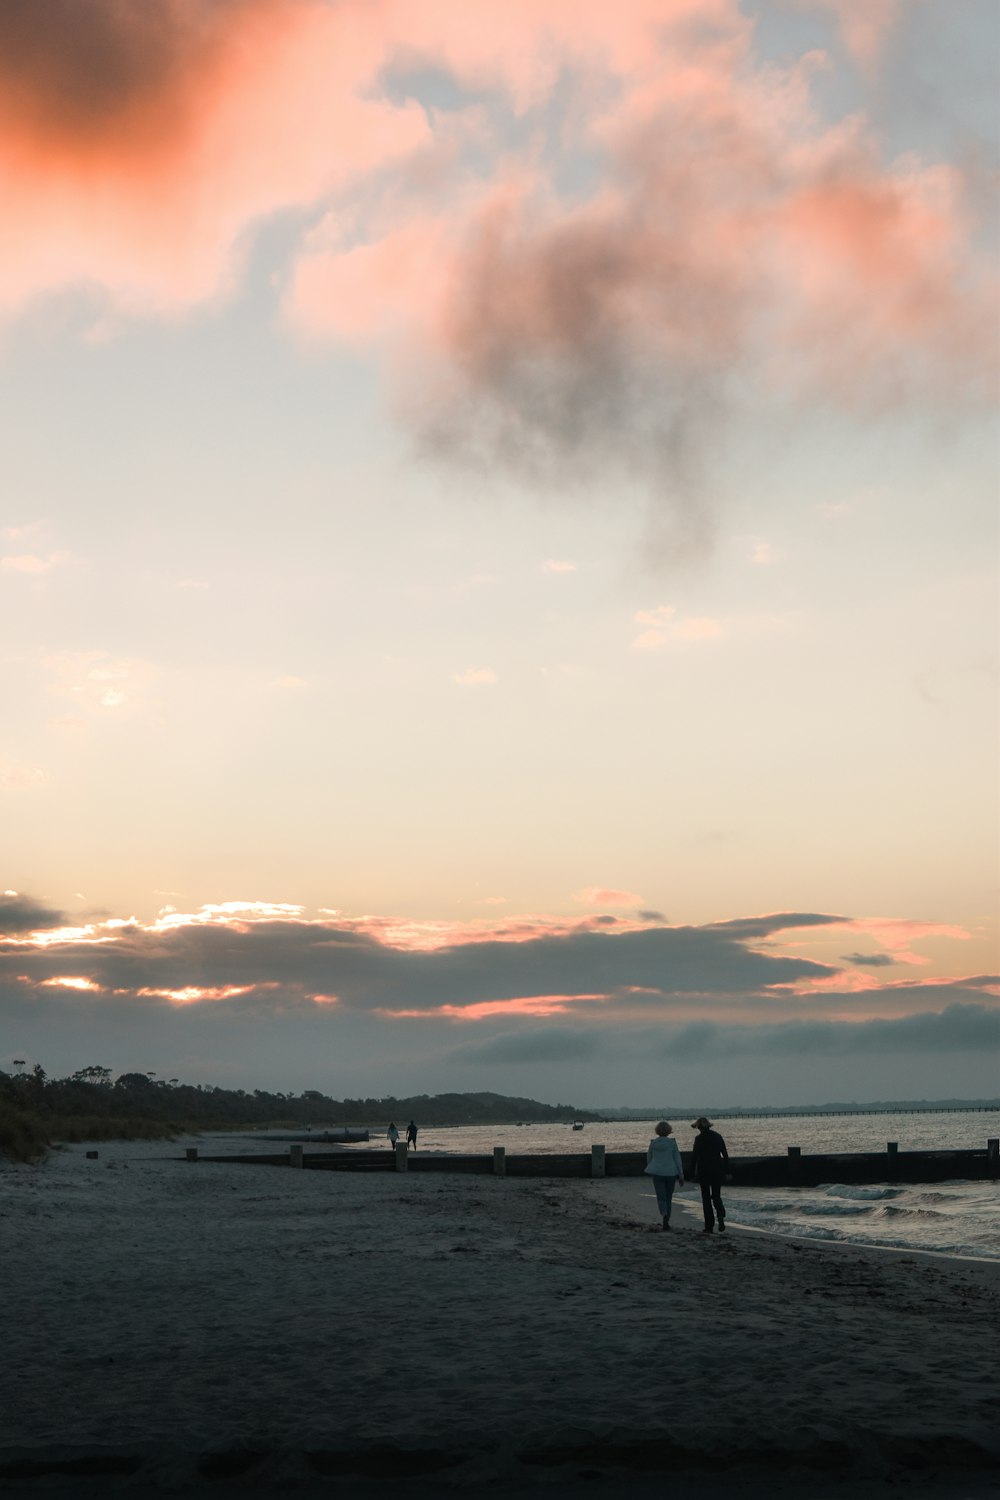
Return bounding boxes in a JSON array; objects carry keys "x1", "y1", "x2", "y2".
[{"x1": 690, "y1": 1117, "x2": 731, "y2": 1233}]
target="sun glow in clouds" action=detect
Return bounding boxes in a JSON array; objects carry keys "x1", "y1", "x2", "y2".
[{"x1": 135, "y1": 984, "x2": 256, "y2": 1006}]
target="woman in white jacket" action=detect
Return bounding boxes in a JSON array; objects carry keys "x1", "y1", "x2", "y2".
[{"x1": 644, "y1": 1121, "x2": 684, "y2": 1231}]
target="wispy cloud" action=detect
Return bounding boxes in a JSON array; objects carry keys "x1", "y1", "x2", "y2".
[
  {"x1": 0, "y1": 763, "x2": 45, "y2": 792},
  {"x1": 453, "y1": 667, "x2": 498, "y2": 687},
  {"x1": 1, "y1": 550, "x2": 71, "y2": 573},
  {"x1": 631, "y1": 605, "x2": 725, "y2": 649},
  {"x1": 43, "y1": 650, "x2": 153, "y2": 712},
  {"x1": 800, "y1": 0, "x2": 902, "y2": 73},
  {"x1": 573, "y1": 887, "x2": 644, "y2": 908}
]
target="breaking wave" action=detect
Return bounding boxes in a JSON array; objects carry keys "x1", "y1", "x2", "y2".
[{"x1": 821, "y1": 1184, "x2": 904, "y2": 1201}]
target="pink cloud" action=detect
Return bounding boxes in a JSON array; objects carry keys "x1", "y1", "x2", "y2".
[
  {"x1": 380, "y1": 993, "x2": 609, "y2": 1021},
  {"x1": 825, "y1": 917, "x2": 973, "y2": 967},
  {"x1": 0, "y1": 0, "x2": 990, "y2": 526},
  {"x1": 801, "y1": 0, "x2": 901, "y2": 73},
  {"x1": 631, "y1": 606, "x2": 725, "y2": 648},
  {"x1": 282, "y1": 10, "x2": 994, "y2": 517},
  {"x1": 573, "y1": 887, "x2": 644, "y2": 907}
]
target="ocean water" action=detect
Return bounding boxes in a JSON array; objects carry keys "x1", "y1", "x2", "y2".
[
  {"x1": 376, "y1": 1110, "x2": 1000, "y2": 1158},
  {"x1": 711, "y1": 1179, "x2": 1000, "y2": 1262},
  {"x1": 341, "y1": 1110, "x2": 1000, "y2": 1262}
]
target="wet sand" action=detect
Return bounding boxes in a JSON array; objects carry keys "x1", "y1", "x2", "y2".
[{"x1": 1, "y1": 1141, "x2": 997, "y2": 1497}]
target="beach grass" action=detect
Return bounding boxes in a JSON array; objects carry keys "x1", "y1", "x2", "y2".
[
  {"x1": 0, "y1": 1100, "x2": 49, "y2": 1162},
  {"x1": 0, "y1": 1106, "x2": 186, "y2": 1159}
]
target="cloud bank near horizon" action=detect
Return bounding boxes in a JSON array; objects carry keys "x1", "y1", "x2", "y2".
[{"x1": 2, "y1": 895, "x2": 993, "y2": 1044}]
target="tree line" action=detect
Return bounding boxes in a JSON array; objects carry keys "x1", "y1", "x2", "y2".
[{"x1": 0, "y1": 1063, "x2": 595, "y2": 1152}]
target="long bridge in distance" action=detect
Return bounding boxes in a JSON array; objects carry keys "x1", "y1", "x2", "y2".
[{"x1": 682, "y1": 1106, "x2": 998, "y2": 1120}]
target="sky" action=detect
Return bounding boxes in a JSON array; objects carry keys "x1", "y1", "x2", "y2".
[{"x1": 1, "y1": 0, "x2": 998, "y2": 1108}]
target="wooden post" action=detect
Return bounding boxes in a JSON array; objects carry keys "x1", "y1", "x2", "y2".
[
  {"x1": 787, "y1": 1145, "x2": 801, "y2": 1184},
  {"x1": 394, "y1": 1141, "x2": 408, "y2": 1172},
  {"x1": 591, "y1": 1144, "x2": 606, "y2": 1178},
  {"x1": 185, "y1": 1148, "x2": 198, "y2": 1162},
  {"x1": 886, "y1": 1142, "x2": 898, "y2": 1181},
  {"x1": 493, "y1": 1146, "x2": 506, "y2": 1177},
  {"x1": 988, "y1": 1138, "x2": 999, "y2": 1177},
  {"x1": 290, "y1": 1144, "x2": 304, "y2": 1168},
  {"x1": 85, "y1": 1150, "x2": 98, "y2": 1159}
]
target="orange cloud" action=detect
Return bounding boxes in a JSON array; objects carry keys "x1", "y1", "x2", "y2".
[
  {"x1": 135, "y1": 983, "x2": 256, "y2": 1006},
  {"x1": 380, "y1": 993, "x2": 609, "y2": 1021},
  {"x1": 0, "y1": 0, "x2": 428, "y2": 318},
  {"x1": 40, "y1": 975, "x2": 103, "y2": 992}
]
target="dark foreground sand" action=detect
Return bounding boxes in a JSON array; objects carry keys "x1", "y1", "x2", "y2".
[{"x1": 1, "y1": 1142, "x2": 997, "y2": 1497}]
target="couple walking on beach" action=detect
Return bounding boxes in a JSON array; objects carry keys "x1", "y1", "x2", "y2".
[
  {"x1": 645, "y1": 1117, "x2": 731, "y2": 1234},
  {"x1": 386, "y1": 1120, "x2": 418, "y2": 1150}
]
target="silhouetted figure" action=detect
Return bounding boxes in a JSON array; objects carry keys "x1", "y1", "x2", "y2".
[
  {"x1": 690, "y1": 1117, "x2": 731, "y2": 1233},
  {"x1": 386, "y1": 1121, "x2": 399, "y2": 1148},
  {"x1": 644, "y1": 1120, "x2": 684, "y2": 1230},
  {"x1": 406, "y1": 1120, "x2": 418, "y2": 1150}
]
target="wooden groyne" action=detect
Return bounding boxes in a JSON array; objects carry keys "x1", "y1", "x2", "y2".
[{"x1": 181, "y1": 1139, "x2": 1000, "y2": 1185}]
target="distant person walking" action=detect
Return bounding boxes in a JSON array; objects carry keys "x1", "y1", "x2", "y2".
[
  {"x1": 406, "y1": 1120, "x2": 418, "y2": 1151},
  {"x1": 644, "y1": 1121, "x2": 684, "y2": 1231},
  {"x1": 386, "y1": 1121, "x2": 399, "y2": 1148},
  {"x1": 690, "y1": 1117, "x2": 731, "y2": 1233}
]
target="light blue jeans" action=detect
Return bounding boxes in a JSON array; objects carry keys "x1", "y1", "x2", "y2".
[{"x1": 652, "y1": 1174, "x2": 678, "y2": 1220}]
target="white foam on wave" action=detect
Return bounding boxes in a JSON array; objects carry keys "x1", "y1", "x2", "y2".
[
  {"x1": 798, "y1": 1202, "x2": 872, "y2": 1217},
  {"x1": 821, "y1": 1184, "x2": 903, "y2": 1201},
  {"x1": 877, "y1": 1204, "x2": 946, "y2": 1222}
]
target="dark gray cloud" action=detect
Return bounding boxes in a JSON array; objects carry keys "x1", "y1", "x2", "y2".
[
  {"x1": 704, "y1": 913, "x2": 844, "y2": 938},
  {"x1": 452, "y1": 1026, "x2": 601, "y2": 1065},
  {"x1": 664, "y1": 1004, "x2": 1000, "y2": 1059},
  {"x1": 0, "y1": 909, "x2": 841, "y2": 1012},
  {"x1": 0, "y1": 892, "x2": 65, "y2": 935},
  {"x1": 842, "y1": 952, "x2": 895, "y2": 968}
]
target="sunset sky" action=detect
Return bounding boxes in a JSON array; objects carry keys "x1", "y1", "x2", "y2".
[{"x1": 2, "y1": 0, "x2": 997, "y2": 1107}]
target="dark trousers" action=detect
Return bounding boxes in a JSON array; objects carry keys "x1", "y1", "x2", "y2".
[{"x1": 699, "y1": 1174, "x2": 725, "y2": 1229}]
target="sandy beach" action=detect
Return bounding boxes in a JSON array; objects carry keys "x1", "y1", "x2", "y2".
[{"x1": 2, "y1": 1141, "x2": 998, "y2": 1498}]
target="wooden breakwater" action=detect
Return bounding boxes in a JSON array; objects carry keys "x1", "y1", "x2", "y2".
[{"x1": 181, "y1": 1139, "x2": 999, "y2": 1185}]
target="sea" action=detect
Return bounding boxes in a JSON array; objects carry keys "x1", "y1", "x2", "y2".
[{"x1": 324, "y1": 1109, "x2": 1000, "y2": 1263}]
